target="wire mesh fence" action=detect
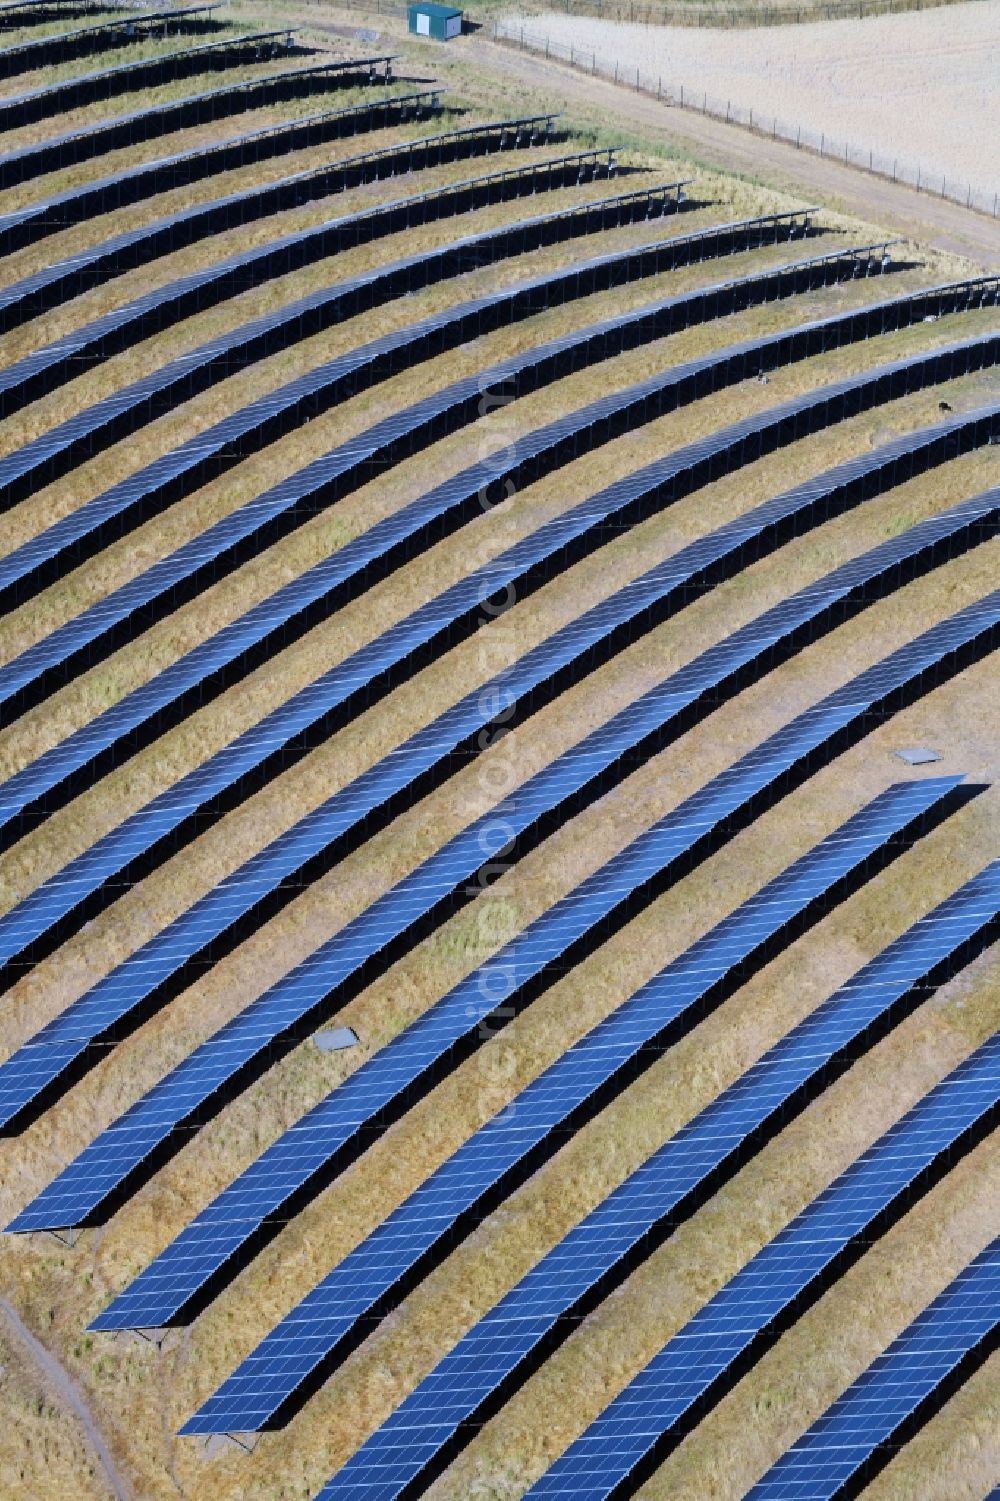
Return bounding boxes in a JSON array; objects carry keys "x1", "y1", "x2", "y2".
[
  {"x1": 493, "y1": 0, "x2": 977, "y2": 28},
  {"x1": 492, "y1": 19, "x2": 999, "y2": 219}
]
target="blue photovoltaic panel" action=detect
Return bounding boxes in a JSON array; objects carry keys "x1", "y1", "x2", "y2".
[
  {"x1": 745, "y1": 1237, "x2": 1000, "y2": 1501},
  {"x1": 0, "y1": 28, "x2": 305, "y2": 130},
  {"x1": 107, "y1": 783, "x2": 979, "y2": 1371},
  {"x1": 7, "y1": 586, "x2": 999, "y2": 1229},
  {"x1": 309, "y1": 1033, "x2": 1000, "y2": 1499},
  {"x1": 0, "y1": 89, "x2": 442, "y2": 254},
  {"x1": 0, "y1": 113, "x2": 563, "y2": 333},
  {"x1": 0, "y1": 150, "x2": 644, "y2": 436},
  {"x1": 0, "y1": 7, "x2": 217, "y2": 80},
  {"x1": 1, "y1": 281, "x2": 992, "y2": 792},
  {"x1": 2, "y1": 467, "x2": 995, "y2": 1123},
  {"x1": 0, "y1": 56, "x2": 401, "y2": 190}
]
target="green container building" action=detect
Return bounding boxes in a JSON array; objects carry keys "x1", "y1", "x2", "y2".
[{"x1": 408, "y1": 1, "x2": 463, "y2": 39}]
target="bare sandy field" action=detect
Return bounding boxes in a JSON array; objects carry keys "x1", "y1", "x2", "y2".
[{"x1": 519, "y1": 0, "x2": 1000, "y2": 199}]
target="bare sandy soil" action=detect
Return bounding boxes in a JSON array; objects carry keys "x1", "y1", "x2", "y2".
[{"x1": 521, "y1": 0, "x2": 1000, "y2": 199}]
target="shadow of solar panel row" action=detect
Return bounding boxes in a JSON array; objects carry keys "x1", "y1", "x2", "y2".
[
  {"x1": 0, "y1": 26, "x2": 304, "y2": 131},
  {"x1": 7, "y1": 584, "x2": 998, "y2": 1228},
  {"x1": 6, "y1": 271, "x2": 989, "y2": 739},
  {"x1": 746, "y1": 1237, "x2": 1000, "y2": 1501},
  {"x1": 0, "y1": 56, "x2": 397, "y2": 189},
  {"x1": 0, "y1": 148, "x2": 627, "y2": 425},
  {"x1": 1, "y1": 480, "x2": 991, "y2": 1151},
  {"x1": 0, "y1": 6, "x2": 219, "y2": 80},
  {"x1": 0, "y1": 309, "x2": 993, "y2": 864},
  {"x1": 96, "y1": 777, "x2": 984, "y2": 1350},
  {"x1": 0, "y1": 187, "x2": 753, "y2": 556},
  {"x1": 1, "y1": 423, "x2": 994, "y2": 1053},
  {"x1": 0, "y1": 111, "x2": 565, "y2": 334},
  {"x1": 516, "y1": 1036, "x2": 1000, "y2": 1501},
  {"x1": 177, "y1": 808, "x2": 997, "y2": 1436},
  {"x1": 0, "y1": 86, "x2": 442, "y2": 255}
]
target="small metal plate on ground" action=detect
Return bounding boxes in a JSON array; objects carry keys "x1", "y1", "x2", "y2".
[
  {"x1": 314, "y1": 1026, "x2": 360, "y2": 1052},
  {"x1": 894, "y1": 746, "x2": 941, "y2": 765}
]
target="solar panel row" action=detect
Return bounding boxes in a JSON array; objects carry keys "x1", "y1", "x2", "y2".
[
  {"x1": 0, "y1": 56, "x2": 395, "y2": 189},
  {"x1": 0, "y1": 87, "x2": 442, "y2": 256},
  {"x1": 517, "y1": 1036, "x2": 1000, "y2": 1501},
  {"x1": 6, "y1": 585, "x2": 998, "y2": 1230},
  {"x1": 0, "y1": 112, "x2": 562, "y2": 333},
  {"x1": 92, "y1": 774, "x2": 978, "y2": 1346},
  {"x1": 0, "y1": 142, "x2": 620, "y2": 416},
  {"x1": 0, "y1": 6, "x2": 217, "y2": 80},
  {"x1": 745, "y1": 1237, "x2": 1000, "y2": 1501},
  {"x1": 178, "y1": 834, "x2": 998, "y2": 1437},
  {"x1": 1, "y1": 291, "x2": 990, "y2": 738},
  {"x1": 0, "y1": 26, "x2": 301, "y2": 131}
]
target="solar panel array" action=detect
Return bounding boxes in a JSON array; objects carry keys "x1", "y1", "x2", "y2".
[
  {"x1": 70, "y1": 497, "x2": 997, "y2": 1337},
  {"x1": 0, "y1": 56, "x2": 398, "y2": 189},
  {"x1": 0, "y1": 87, "x2": 443, "y2": 255},
  {"x1": 8, "y1": 585, "x2": 999, "y2": 1223},
  {"x1": 0, "y1": 7, "x2": 219, "y2": 81},
  {"x1": 0, "y1": 112, "x2": 565, "y2": 334},
  {"x1": 0, "y1": 26, "x2": 304, "y2": 131},
  {"x1": 0, "y1": 17, "x2": 997, "y2": 1498},
  {"x1": 102, "y1": 779, "x2": 975, "y2": 1360},
  {"x1": 2, "y1": 281, "x2": 993, "y2": 783},
  {"x1": 516, "y1": 1035, "x2": 1000, "y2": 1501},
  {"x1": 745, "y1": 1237, "x2": 1000, "y2": 1500},
  {"x1": 1, "y1": 450, "x2": 995, "y2": 1100},
  {"x1": 0, "y1": 173, "x2": 693, "y2": 568},
  {"x1": 307, "y1": 1032, "x2": 1000, "y2": 1498},
  {"x1": 0, "y1": 368, "x2": 993, "y2": 989},
  {"x1": 0, "y1": 138, "x2": 641, "y2": 424}
]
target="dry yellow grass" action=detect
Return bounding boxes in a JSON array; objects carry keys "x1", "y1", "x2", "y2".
[{"x1": 0, "y1": 1310, "x2": 114, "y2": 1501}]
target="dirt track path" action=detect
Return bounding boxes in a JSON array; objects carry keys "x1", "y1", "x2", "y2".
[
  {"x1": 464, "y1": 34, "x2": 1000, "y2": 268},
  {"x1": 0, "y1": 1296, "x2": 131, "y2": 1501}
]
